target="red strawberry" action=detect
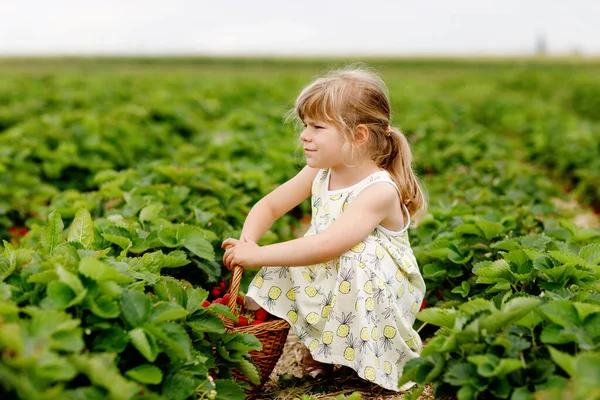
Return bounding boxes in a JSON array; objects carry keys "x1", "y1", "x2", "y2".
[
  {"x1": 251, "y1": 320, "x2": 262, "y2": 325},
  {"x1": 219, "y1": 281, "x2": 226, "y2": 290},
  {"x1": 20, "y1": 227, "x2": 29, "y2": 236},
  {"x1": 435, "y1": 289, "x2": 443, "y2": 301},
  {"x1": 202, "y1": 300, "x2": 210, "y2": 308},
  {"x1": 212, "y1": 297, "x2": 225, "y2": 305},
  {"x1": 236, "y1": 295, "x2": 244, "y2": 306},
  {"x1": 420, "y1": 299, "x2": 427, "y2": 311},
  {"x1": 8, "y1": 227, "x2": 20, "y2": 236},
  {"x1": 223, "y1": 293, "x2": 231, "y2": 304},
  {"x1": 255, "y1": 308, "x2": 269, "y2": 322},
  {"x1": 211, "y1": 287, "x2": 221, "y2": 299},
  {"x1": 237, "y1": 316, "x2": 249, "y2": 327}
]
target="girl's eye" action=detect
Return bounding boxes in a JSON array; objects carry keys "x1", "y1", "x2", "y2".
[{"x1": 315, "y1": 126, "x2": 324, "y2": 129}]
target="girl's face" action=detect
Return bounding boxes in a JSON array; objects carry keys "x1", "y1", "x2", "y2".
[{"x1": 300, "y1": 118, "x2": 347, "y2": 169}]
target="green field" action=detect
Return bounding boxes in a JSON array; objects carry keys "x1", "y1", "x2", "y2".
[{"x1": 0, "y1": 57, "x2": 599, "y2": 400}]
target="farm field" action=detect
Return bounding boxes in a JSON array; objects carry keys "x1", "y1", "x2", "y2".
[{"x1": 0, "y1": 57, "x2": 599, "y2": 400}]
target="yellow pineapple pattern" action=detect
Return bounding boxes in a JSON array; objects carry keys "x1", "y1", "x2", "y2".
[
  {"x1": 308, "y1": 339, "x2": 319, "y2": 352},
  {"x1": 252, "y1": 268, "x2": 272, "y2": 289},
  {"x1": 363, "y1": 280, "x2": 373, "y2": 295},
  {"x1": 350, "y1": 241, "x2": 366, "y2": 253},
  {"x1": 286, "y1": 286, "x2": 299, "y2": 301},
  {"x1": 305, "y1": 312, "x2": 319, "y2": 325},
  {"x1": 318, "y1": 331, "x2": 334, "y2": 357},
  {"x1": 287, "y1": 303, "x2": 299, "y2": 324},
  {"x1": 335, "y1": 312, "x2": 355, "y2": 337},
  {"x1": 338, "y1": 268, "x2": 354, "y2": 294},
  {"x1": 321, "y1": 292, "x2": 334, "y2": 319},
  {"x1": 343, "y1": 333, "x2": 357, "y2": 361},
  {"x1": 395, "y1": 268, "x2": 405, "y2": 282},
  {"x1": 305, "y1": 285, "x2": 319, "y2": 297},
  {"x1": 411, "y1": 300, "x2": 419, "y2": 314},
  {"x1": 364, "y1": 366, "x2": 376, "y2": 382}
]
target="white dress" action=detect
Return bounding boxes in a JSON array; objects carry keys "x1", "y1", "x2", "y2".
[{"x1": 246, "y1": 168, "x2": 426, "y2": 391}]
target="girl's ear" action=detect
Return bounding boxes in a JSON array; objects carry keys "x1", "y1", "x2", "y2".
[{"x1": 355, "y1": 124, "x2": 369, "y2": 146}]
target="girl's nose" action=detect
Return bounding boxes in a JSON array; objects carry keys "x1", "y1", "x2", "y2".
[{"x1": 300, "y1": 129, "x2": 311, "y2": 142}]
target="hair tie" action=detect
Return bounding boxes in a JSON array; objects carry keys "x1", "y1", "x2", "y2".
[{"x1": 386, "y1": 126, "x2": 391, "y2": 137}]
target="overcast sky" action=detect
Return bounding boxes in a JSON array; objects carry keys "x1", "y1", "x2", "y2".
[{"x1": 1, "y1": 0, "x2": 598, "y2": 56}]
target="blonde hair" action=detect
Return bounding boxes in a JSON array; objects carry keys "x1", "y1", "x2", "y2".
[{"x1": 286, "y1": 65, "x2": 427, "y2": 220}]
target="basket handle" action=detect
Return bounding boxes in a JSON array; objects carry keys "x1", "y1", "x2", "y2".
[{"x1": 227, "y1": 265, "x2": 243, "y2": 313}]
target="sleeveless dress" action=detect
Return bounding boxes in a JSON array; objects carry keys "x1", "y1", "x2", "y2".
[{"x1": 246, "y1": 168, "x2": 426, "y2": 392}]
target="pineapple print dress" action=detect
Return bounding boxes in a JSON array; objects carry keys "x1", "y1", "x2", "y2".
[{"x1": 246, "y1": 168, "x2": 426, "y2": 392}]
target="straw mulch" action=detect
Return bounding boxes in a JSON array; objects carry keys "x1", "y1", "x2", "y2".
[{"x1": 248, "y1": 331, "x2": 435, "y2": 400}]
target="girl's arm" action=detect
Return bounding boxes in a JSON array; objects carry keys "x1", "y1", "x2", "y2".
[
  {"x1": 225, "y1": 166, "x2": 319, "y2": 244},
  {"x1": 225, "y1": 182, "x2": 399, "y2": 268}
]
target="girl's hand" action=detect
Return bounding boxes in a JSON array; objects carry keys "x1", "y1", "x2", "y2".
[
  {"x1": 223, "y1": 236, "x2": 263, "y2": 269},
  {"x1": 221, "y1": 238, "x2": 239, "y2": 269}
]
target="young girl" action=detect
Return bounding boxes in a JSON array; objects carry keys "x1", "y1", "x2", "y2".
[{"x1": 221, "y1": 67, "x2": 426, "y2": 392}]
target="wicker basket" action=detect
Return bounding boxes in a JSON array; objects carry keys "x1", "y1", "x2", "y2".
[{"x1": 223, "y1": 265, "x2": 289, "y2": 388}]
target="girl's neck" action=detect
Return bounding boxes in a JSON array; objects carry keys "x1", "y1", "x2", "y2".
[{"x1": 328, "y1": 160, "x2": 383, "y2": 191}]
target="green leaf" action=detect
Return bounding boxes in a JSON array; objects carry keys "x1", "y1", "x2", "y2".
[
  {"x1": 574, "y1": 353, "x2": 600, "y2": 388},
  {"x1": 547, "y1": 346, "x2": 575, "y2": 376},
  {"x1": 45, "y1": 281, "x2": 86, "y2": 309},
  {"x1": 548, "y1": 250, "x2": 586, "y2": 266},
  {"x1": 79, "y1": 257, "x2": 133, "y2": 283},
  {"x1": 153, "y1": 276, "x2": 188, "y2": 306},
  {"x1": 511, "y1": 387, "x2": 533, "y2": 400},
  {"x1": 234, "y1": 358, "x2": 261, "y2": 385},
  {"x1": 35, "y1": 352, "x2": 78, "y2": 381},
  {"x1": 540, "y1": 300, "x2": 580, "y2": 328},
  {"x1": 92, "y1": 326, "x2": 129, "y2": 352},
  {"x1": 69, "y1": 353, "x2": 138, "y2": 400},
  {"x1": 451, "y1": 281, "x2": 470, "y2": 298},
  {"x1": 145, "y1": 321, "x2": 191, "y2": 361},
  {"x1": 417, "y1": 307, "x2": 457, "y2": 328},
  {"x1": 445, "y1": 362, "x2": 476, "y2": 386},
  {"x1": 457, "y1": 385, "x2": 477, "y2": 400},
  {"x1": 573, "y1": 302, "x2": 600, "y2": 320},
  {"x1": 139, "y1": 204, "x2": 164, "y2": 223},
  {"x1": 129, "y1": 327, "x2": 159, "y2": 362},
  {"x1": 121, "y1": 289, "x2": 152, "y2": 327},
  {"x1": 185, "y1": 287, "x2": 209, "y2": 314},
  {"x1": 0, "y1": 259, "x2": 15, "y2": 282},
  {"x1": 150, "y1": 302, "x2": 189, "y2": 323},
  {"x1": 475, "y1": 219, "x2": 504, "y2": 240},
  {"x1": 206, "y1": 303, "x2": 237, "y2": 321},
  {"x1": 520, "y1": 233, "x2": 552, "y2": 250},
  {"x1": 85, "y1": 293, "x2": 121, "y2": 319},
  {"x1": 179, "y1": 225, "x2": 215, "y2": 261},
  {"x1": 41, "y1": 210, "x2": 65, "y2": 255},
  {"x1": 422, "y1": 263, "x2": 448, "y2": 279},
  {"x1": 458, "y1": 298, "x2": 492, "y2": 315},
  {"x1": 67, "y1": 207, "x2": 95, "y2": 249},
  {"x1": 162, "y1": 372, "x2": 197, "y2": 400},
  {"x1": 454, "y1": 223, "x2": 484, "y2": 237},
  {"x1": 125, "y1": 364, "x2": 163, "y2": 385},
  {"x1": 102, "y1": 233, "x2": 132, "y2": 250},
  {"x1": 225, "y1": 333, "x2": 262, "y2": 352},
  {"x1": 51, "y1": 329, "x2": 85, "y2": 352},
  {"x1": 140, "y1": 250, "x2": 189, "y2": 273},
  {"x1": 186, "y1": 312, "x2": 225, "y2": 334},
  {"x1": 479, "y1": 297, "x2": 540, "y2": 334},
  {"x1": 56, "y1": 265, "x2": 85, "y2": 294},
  {"x1": 214, "y1": 379, "x2": 246, "y2": 400},
  {"x1": 579, "y1": 243, "x2": 600, "y2": 264},
  {"x1": 473, "y1": 259, "x2": 511, "y2": 283}
]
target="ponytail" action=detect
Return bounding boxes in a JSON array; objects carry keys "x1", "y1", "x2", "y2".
[{"x1": 381, "y1": 127, "x2": 427, "y2": 221}]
